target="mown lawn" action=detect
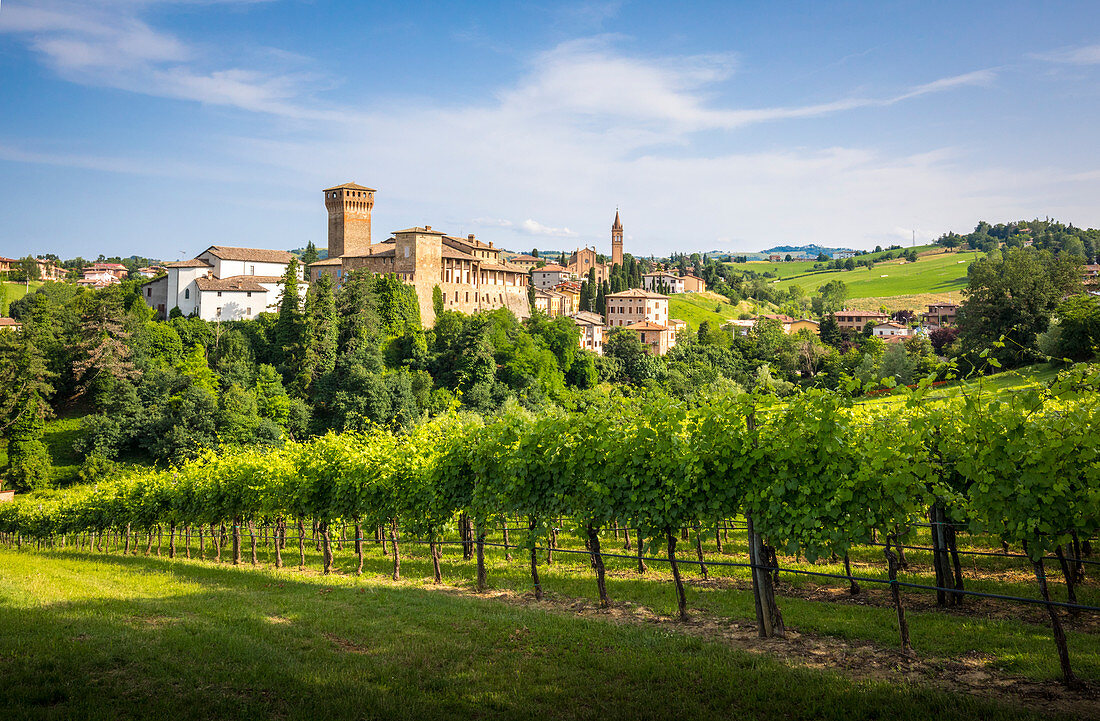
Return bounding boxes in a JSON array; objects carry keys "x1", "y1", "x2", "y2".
[{"x1": 0, "y1": 547, "x2": 1072, "y2": 721}]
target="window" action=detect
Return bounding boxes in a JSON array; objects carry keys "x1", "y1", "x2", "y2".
[
  {"x1": 246, "y1": 307, "x2": 252, "y2": 315},
  {"x1": 216, "y1": 307, "x2": 222, "y2": 317},
  {"x1": 146, "y1": 288, "x2": 151, "y2": 297},
  {"x1": 404, "y1": 246, "x2": 410, "y2": 258},
  {"x1": 184, "y1": 288, "x2": 190, "y2": 299},
  {"x1": 247, "y1": 291, "x2": 252, "y2": 298},
  {"x1": 250, "y1": 265, "x2": 255, "y2": 275},
  {"x1": 217, "y1": 291, "x2": 222, "y2": 297}
]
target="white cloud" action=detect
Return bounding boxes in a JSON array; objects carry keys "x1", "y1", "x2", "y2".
[
  {"x1": 519, "y1": 219, "x2": 577, "y2": 237},
  {"x1": 1032, "y1": 44, "x2": 1100, "y2": 65}
]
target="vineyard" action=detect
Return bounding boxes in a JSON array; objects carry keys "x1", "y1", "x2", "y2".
[{"x1": 2, "y1": 368, "x2": 1099, "y2": 702}]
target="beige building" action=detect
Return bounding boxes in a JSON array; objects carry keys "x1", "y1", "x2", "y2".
[
  {"x1": 311, "y1": 183, "x2": 530, "y2": 325},
  {"x1": 788, "y1": 319, "x2": 820, "y2": 335},
  {"x1": 624, "y1": 321, "x2": 676, "y2": 356},
  {"x1": 533, "y1": 288, "x2": 571, "y2": 317},
  {"x1": 572, "y1": 310, "x2": 606, "y2": 354},
  {"x1": 567, "y1": 246, "x2": 609, "y2": 284},
  {"x1": 835, "y1": 310, "x2": 890, "y2": 332},
  {"x1": 681, "y1": 274, "x2": 706, "y2": 293},
  {"x1": 873, "y1": 322, "x2": 911, "y2": 339},
  {"x1": 508, "y1": 254, "x2": 541, "y2": 270},
  {"x1": 553, "y1": 281, "x2": 581, "y2": 311},
  {"x1": 606, "y1": 288, "x2": 670, "y2": 328},
  {"x1": 921, "y1": 303, "x2": 958, "y2": 328}
]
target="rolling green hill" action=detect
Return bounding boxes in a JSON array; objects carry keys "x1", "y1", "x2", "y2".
[
  {"x1": 668, "y1": 292, "x2": 762, "y2": 331},
  {"x1": 1, "y1": 280, "x2": 44, "y2": 314},
  {"x1": 767, "y1": 250, "x2": 982, "y2": 299}
]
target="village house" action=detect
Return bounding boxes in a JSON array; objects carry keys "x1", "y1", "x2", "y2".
[
  {"x1": 0, "y1": 257, "x2": 14, "y2": 274},
  {"x1": 788, "y1": 319, "x2": 820, "y2": 335},
  {"x1": 553, "y1": 281, "x2": 581, "y2": 311},
  {"x1": 680, "y1": 274, "x2": 706, "y2": 293},
  {"x1": 0, "y1": 317, "x2": 22, "y2": 332},
  {"x1": 533, "y1": 288, "x2": 570, "y2": 317},
  {"x1": 532, "y1": 264, "x2": 571, "y2": 289},
  {"x1": 507, "y1": 254, "x2": 541, "y2": 270},
  {"x1": 309, "y1": 184, "x2": 531, "y2": 325},
  {"x1": 835, "y1": 309, "x2": 890, "y2": 332},
  {"x1": 605, "y1": 287, "x2": 685, "y2": 355},
  {"x1": 572, "y1": 311, "x2": 605, "y2": 354},
  {"x1": 921, "y1": 303, "x2": 959, "y2": 328},
  {"x1": 141, "y1": 246, "x2": 300, "y2": 321},
  {"x1": 833, "y1": 250, "x2": 857, "y2": 259},
  {"x1": 873, "y1": 321, "x2": 911, "y2": 339},
  {"x1": 642, "y1": 271, "x2": 685, "y2": 294}
]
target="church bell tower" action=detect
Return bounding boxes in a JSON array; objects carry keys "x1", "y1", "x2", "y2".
[{"x1": 611, "y1": 209, "x2": 624, "y2": 268}]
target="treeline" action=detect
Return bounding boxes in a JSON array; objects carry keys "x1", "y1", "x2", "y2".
[
  {"x1": 2, "y1": 375, "x2": 1098, "y2": 684},
  {"x1": 936, "y1": 219, "x2": 1099, "y2": 261}
]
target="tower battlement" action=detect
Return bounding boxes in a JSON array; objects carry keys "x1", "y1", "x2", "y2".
[{"x1": 324, "y1": 183, "x2": 376, "y2": 258}]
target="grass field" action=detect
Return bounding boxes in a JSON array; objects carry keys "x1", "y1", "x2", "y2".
[
  {"x1": 668, "y1": 291, "x2": 763, "y2": 331},
  {"x1": 733, "y1": 249, "x2": 982, "y2": 302},
  {"x1": 0, "y1": 544, "x2": 1086, "y2": 720},
  {"x1": 0, "y1": 280, "x2": 44, "y2": 315}
]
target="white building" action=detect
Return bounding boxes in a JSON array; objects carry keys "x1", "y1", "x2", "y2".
[
  {"x1": 833, "y1": 250, "x2": 857, "y2": 259},
  {"x1": 572, "y1": 311, "x2": 606, "y2": 355},
  {"x1": 873, "y1": 321, "x2": 911, "y2": 339},
  {"x1": 531, "y1": 264, "x2": 571, "y2": 289},
  {"x1": 642, "y1": 272, "x2": 686, "y2": 294},
  {"x1": 141, "y1": 246, "x2": 301, "y2": 321}
]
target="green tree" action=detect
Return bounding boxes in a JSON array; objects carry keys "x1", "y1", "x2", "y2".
[
  {"x1": 4, "y1": 393, "x2": 52, "y2": 491},
  {"x1": 432, "y1": 285, "x2": 444, "y2": 317},
  {"x1": 301, "y1": 241, "x2": 320, "y2": 267},
  {"x1": 274, "y1": 257, "x2": 310, "y2": 393}
]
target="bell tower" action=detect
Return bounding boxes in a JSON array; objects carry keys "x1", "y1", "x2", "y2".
[
  {"x1": 611, "y1": 209, "x2": 624, "y2": 268},
  {"x1": 324, "y1": 183, "x2": 376, "y2": 258}
]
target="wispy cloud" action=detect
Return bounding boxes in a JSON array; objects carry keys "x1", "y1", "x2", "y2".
[
  {"x1": 519, "y1": 219, "x2": 577, "y2": 237},
  {"x1": 1032, "y1": 44, "x2": 1100, "y2": 65}
]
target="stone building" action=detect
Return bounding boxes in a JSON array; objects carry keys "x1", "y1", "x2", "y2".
[
  {"x1": 605, "y1": 287, "x2": 683, "y2": 355},
  {"x1": 532, "y1": 264, "x2": 571, "y2": 289},
  {"x1": 310, "y1": 183, "x2": 530, "y2": 325}
]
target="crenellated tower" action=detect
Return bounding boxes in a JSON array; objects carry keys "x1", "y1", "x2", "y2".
[
  {"x1": 324, "y1": 182, "x2": 376, "y2": 258},
  {"x1": 611, "y1": 209, "x2": 624, "y2": 268}
]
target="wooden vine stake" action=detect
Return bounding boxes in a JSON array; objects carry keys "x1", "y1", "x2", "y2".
[
  {"x1": 883, "y1": 533, "x2": 912, "y2": 653},
  {"x1": 587, "y1": 524, "x2": 610, "y2": 608},
  {"x1": 746, "y1": 514, "x2": 784, "y2": 638},
  {"x1": 1031, "y1": 552, "x2": 1080, "y2": 688},
  {"x1": 666, "y1": 530, "x2": 688, "y2": 621}
]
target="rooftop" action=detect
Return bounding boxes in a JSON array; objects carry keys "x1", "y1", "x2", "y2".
[
  {"x1": 194, "y1": 275, "x2": 279, "y2": 292},
  {"x1": 164, "y1": 259, "x2": 213, "y2": 268},
  {"x1": 607, "y1": 288, "x2": 669, "y2": 300},
  {"x1": 202, "y1": 246, "x2": 296, "y2": 263},
  {"x1": 572, "y1": 311, "x2": 605, "y2": 325},
  {"x1": 324, "y1": 182, "x2": 376, "y2": 192},
  {"x1": 535, "y1": 264, "x2": 567, "y2": 272},
  {"x1": 624, "y1": 321, "x2": 670, "y2": 331},
  {"x1": 395, "y1": 226, "x2": 446, "y2": 235}
]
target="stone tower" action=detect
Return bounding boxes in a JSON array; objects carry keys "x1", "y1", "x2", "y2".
[
  {"x1": 611, "y1": 209, "x2": 624, "y2": 268},
  {"x1": 324, "y1": 183, "x2": 376, "y2": 258}
]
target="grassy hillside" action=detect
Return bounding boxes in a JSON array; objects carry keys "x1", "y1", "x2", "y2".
[
  {"x1": 668, "y1": 291, "x2": 763, "y2": 331},
  {"x1": 769, "y1": 250, "x2": 981, "y2": 300},
  {"x1": 1, "y1": 280, "x2": 44, "y2": 314}
]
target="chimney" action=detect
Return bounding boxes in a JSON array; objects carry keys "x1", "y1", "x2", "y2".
[
  {"x1": 468, "y1": 234, "x2": 475, "y2": 242},
  {"x1": 489, "y1": 241, "x2": 494, "y2": 248},
  {"x1": 425, "y1": 225, "x2": 432, "y2": 231}
]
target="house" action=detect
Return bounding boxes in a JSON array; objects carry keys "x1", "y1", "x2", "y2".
[
  {"x1": 724, "y1": 319, "x2": 756, "y2": 337},
  {"x1": 572, "y1": 311, "x2": 606, "y2": 355},
  {"x1": 873, "y1": 322, "x2": 911, "y2": 339},
  {"x1": 642, "y1": 272, "x2": 685, "y2": 294},
  {"x1": 79, "y1": 262, "x2": 128, "y2": 288},
  {"x1": 760, "y1": 314, "x2": 794, "y2": 333},
  {"x1": 310, "y1": 184, "x2": 530, "y2": 324},
  {"x1": 921, "y1": 303, "x2": 959, "y2": 328},
  {"x1": 624, "y1": 320, "x2": 677, "y2": 356},
  {"x1": 508, "y1": 254, "x2": 542, "y2": 270},
  {"x1": 141, "y1": 246, "x2": 301, "y2": 321},
  {"x1": 0, "y1": 317, "x2": 22, "y2": 332},
  {"x1": 0, "y1": 257, "x2": 63, "y2": 280},
  {"x1": 552, "y1": 281, "x2": 581, "y2": 312},
  {"x1": 533, "y1": 288, "x2": 570, "y2": 317},
  {"x1": 768, "y1": 254, "x2": 782, "y2": 262},
  {"x1": 680, "y1": 274, "x2": 706, "y2": 293},
  {"x1": 137, "y1": 266, "x2": 164, "y2": 278},
  {"x1": 606, "y1": 288, "x2": 671, "y2": 328},
  {"x1": 833, "y1": 250, "x2": 856, "y2": 259},
  {"x1": 0, "y1": 257, "x2": 15, "y2": 274},
  {"x1": 834, "y1": 310, "x2": 890, "y2": 332},
  {"x1": 788, "y1": 319, "x2": 820, "y2": 335},
  {"x1": 532, "y1": 264, "x2": 571, "y2": 289},
  {"x1": 1083, "y1": 265, "x2": 1100, "y2": 287}
]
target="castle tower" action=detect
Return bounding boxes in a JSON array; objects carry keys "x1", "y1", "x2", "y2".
[
  {"x1": 611, "y1": 209, "x2": 624, "y2": 268},
  {"x1": 324, "y1": 183, "x2": 376, "y2": 258}
]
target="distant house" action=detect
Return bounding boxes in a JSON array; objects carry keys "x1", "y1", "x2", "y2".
[
  {"x1": 759, "y1": 314, "x2": 794, "y2": 333},
  {"x1": 833, "y1": 250, "x2": 857, "y2": 259},
  {"x1": 724, "y1": 319, "x2": 756, "y2": 337},
  {"x1": 921, "y1": 303, "x2": 959, "y2": 328},
  {"x1": 1083, "y1": 265, "x2": 1100, "y2": 288},
  {"x1": 79, "y1": 263, "x2": 128, "y2": 288},
  {"x1": 788, "y1": 319, "x2": 820, "y2": 335},
  {"x1": 642, "y1": 272, "x2": 685, "y2": 294},
  {"x1": 0, "y1": 257, "x2": 63, "y2": 280},
  {"x1": 768, "y1": 254, "x2": 782, "y2": 262},
  {"x1": 0, "y1": 317, "x2": 22, "y2": 333},
  {"x1": 572, "y1": 311, "x2": 605, "y2": 355},
  {"x1": 508, "y1": 254, "x2": 542, "y2": 270},
  {"x1": 680, "y1": 274, "x2": 706, "y2": 293},
  {"x1": 552, "y1": 281, "x2": 581, "y2": 312},
  {"x1": 606, "y1": 288, "x2": 670, "y2": 328},
  {"x1": 0, "y1": 257, "x2": 14, "y2": 274},
  {"x1": 873, "y1": 322, "x2": 911, "y2": 339},
  {"x1": 835, "y1": 310, "x2": 890, "y2": 332},
  {"x1": 137, "y1": 266, "x2": 164, "y2": 278}
]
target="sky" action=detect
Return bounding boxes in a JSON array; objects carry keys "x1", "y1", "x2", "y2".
[{"x1": 2, "y1": 1, "x2": 1100, "y2": 261}]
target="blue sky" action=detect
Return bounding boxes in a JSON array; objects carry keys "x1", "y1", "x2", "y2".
[{"x1": 2, "y1": 1, "x2": 1100, "y2": 260}]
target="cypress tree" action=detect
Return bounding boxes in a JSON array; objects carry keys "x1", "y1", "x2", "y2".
[{"x1": 5, "y1": 393, "x2": 52, "y2": 492}]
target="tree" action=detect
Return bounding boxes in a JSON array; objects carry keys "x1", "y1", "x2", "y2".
[
  {"x1": 819, "y1": 313, "x2": 843, "y2": 349},
  {"x1": 305, "y1": 273, "x2": 338, "y2": 387},
  {"x1": 432, "y1": 285, "x2": 444, "y2": 318},
  {"x1": 301, "y1": 241, "x2": 320, "y2": 267},
  {"x1": 957, "y1": 248, "x2": 1082, "y2": 368},
  {"x1": 274, "y1": 257, "x2": 310, "y2": 393},
  {"x1": 4, "y1": 393, "x2": 52, "y2": 491},
  {"x1": 816, "y1": 280, "x2": 848, "y2": 314},
  {"x1": 1050, "y1": 295, "x2": 1100, "y2": 361}
]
